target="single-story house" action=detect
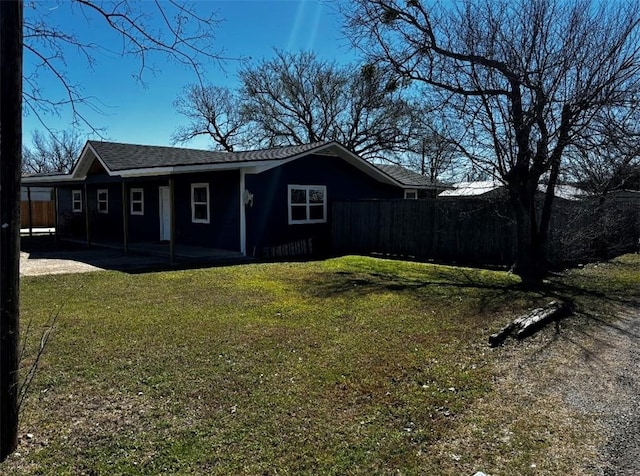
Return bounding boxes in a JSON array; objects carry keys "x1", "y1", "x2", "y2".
[{"x1": 22, "y1": 140, "x2": 440, "y2": 259}]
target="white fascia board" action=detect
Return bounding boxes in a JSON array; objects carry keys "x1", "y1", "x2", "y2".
[
  {"x1": 68, "y1": 141, "x2": 91, "y2": 178},
  {"x1": 314, "y1": 142, "x2": 402, "y2": 187},
  {"x1": 117, "y1": 162, "x2": 265, "y2": 178},
  {"x1": 21, "y1": 174, "x2": 77, "y2": 184},
  {"x1": 71, "y1": 142, "x2": 117, "y2": 180}
]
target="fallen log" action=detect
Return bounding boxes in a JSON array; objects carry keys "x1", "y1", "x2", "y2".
[{"x1": 489, "y1": 300, "x2": 571, "y2": 347}]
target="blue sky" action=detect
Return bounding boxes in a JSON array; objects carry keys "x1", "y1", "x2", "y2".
[{"x1": 23, "y1": 0, "x2": 357, "y2": 149}]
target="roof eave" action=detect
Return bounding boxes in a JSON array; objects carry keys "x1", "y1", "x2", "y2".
[
  {"x1": 21, "y1": 174, "x2": 78, "y2": 186},
  {"x1": 315, "y1": 142, "x2": 403, "y2": 187},
  {"x1": 116, "y1": 161, "x2": 266, "y2": 177}
]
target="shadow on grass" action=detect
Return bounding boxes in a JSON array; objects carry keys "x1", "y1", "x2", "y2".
[
  {"x1": 520, "y1": 274, "x2": 640, "y2": 351},
  {"x1": 313, "y1": 270, "x2": 517, "y2": 294},
  {"x1": 306, "y1": 265, "x2": 542, "y2": 319},
  {"x1": 306, "y1": 255, "x2": 640, "y2": 344}
]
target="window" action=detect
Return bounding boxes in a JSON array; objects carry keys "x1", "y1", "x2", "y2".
[
  {"x1": 404, "y1": 189, "x2": 418, "y2": 200},
  {"x1": 97, "y1": 189, "x2": 108, "y2": 213},
  {"x1": 288, "y1": 185, "x2": 327, "y2": 224},
  {"x1": 72, "y1": 190, "x2": 82, "y2": 213},
  {"x1": 130, "y1": 188, "x2": 144, "y2": 215},
  {"x1": 191, "y1": 183, "x2": 210, "y2": 223}
]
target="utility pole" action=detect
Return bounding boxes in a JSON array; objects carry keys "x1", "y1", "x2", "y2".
[{"x1": 0, "y1": 0, "x2": 23, "y2": 462}]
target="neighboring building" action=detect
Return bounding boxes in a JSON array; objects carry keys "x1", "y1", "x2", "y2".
[
  {"x1": 22, "y1": 140, "x2": 427, "y2": 258},
  {"x1": 438, "y1": 181, "x2": 589, "y2": 201},
  {"x1": 20, "y1": 185, "x2": 53, "y2": 201},
  {"x1": 373, "y1": 164, "x2": 451, "y2": 198},
  {"x1": 438, "y1": 180, "x2": 506, "y2": 199},
  {"x1": 592, "y1": 189, "x2": 640, "y2": 204}
]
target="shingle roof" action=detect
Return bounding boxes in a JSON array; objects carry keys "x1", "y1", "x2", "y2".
[
  {"x1": 438, "y1": 180, "x2": 502, "y2": 197},
  {"x1": 439, "y1": 181, "x2": 590, "y2": 200},
  {"x1": 374, "y1": 164, "x2": 444, "y2": 188},
  {"x1": 88, "y1": 140, "x2": 331, "y2": 171}
]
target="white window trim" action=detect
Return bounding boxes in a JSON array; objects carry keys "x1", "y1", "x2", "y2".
[
  {"x1": 288, "y1": 185, "x2": 327, "y2": 225},
  {"x1": 191, "y1": 183, "x2": 210, "y2": 224},
  {"x1": 404, "y1": 189, "x2": 418, "y2": 200},
  {"x1": 72, "y1": 190, "x2": 82, "y2": 213},
  {"x1": 130, "y1": 188, "x2": 144, "y2": 215},
  {"x1": 97, "y1": 189, "x2": 108, "y2": 214}
]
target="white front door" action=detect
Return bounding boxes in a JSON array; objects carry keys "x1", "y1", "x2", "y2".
[{"x1": 159, "y1": 186, "x2": 171, "y2": 241}]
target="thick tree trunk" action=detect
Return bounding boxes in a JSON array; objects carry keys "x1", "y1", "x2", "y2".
[
  {"x1": 510, "y1": 194, "x2": 546, "y2": 285},
  {"x1": 0, "y1": 0, "x2": 23, "y2": 462}
]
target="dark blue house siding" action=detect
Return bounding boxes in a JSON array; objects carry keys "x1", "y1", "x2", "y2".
[
  {"x1": 245, "y1": 154, "x2": 401, "y2": 256},
  {"x1": 56, "y1": 171, "x2": 241, "y2": 250},
  {"x1": 126, "y1": 182, "x2": 161, "y2": 243},
  {"x1": 57, "y1": 184, "x2": 124, "y2": 241},
  {"x1": 173, "y1": 171, "x2": 241, "y2": 250},
  {"x1": 57, "y1": 187, "x2": 86, "y2": 238},
  {"x1": 89, "y1": 183, "x2": 124, "y2": 242}
]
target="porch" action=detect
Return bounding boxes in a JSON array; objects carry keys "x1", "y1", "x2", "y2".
[
  {"x1": 127, "y1": 241, "x2": 249, "y2": 264},
  {"x1": 22, "y1": 234, "x2": 252, "y2": 274}
]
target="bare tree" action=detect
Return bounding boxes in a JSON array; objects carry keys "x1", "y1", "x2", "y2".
[
  {"x1": 23, "y1": 0, "x2": 223, "y2": 132},
  {"x1": 174, "y1": 50, "x2": 431, "y2": 161},
  {"x1": 2, "y1": 0, "x2": 222, "y2": 461},
  {"x1": 566, "y1": 107, "x2": 640, "y2": 196},
  {"x1": 405, "y1": 118, "x2": 466, "y2": 182},
  {"x1": 173, "y1": 85, "x2": 246, "y2": 151},
  {"x1": 343, "y1": 0, "x2": 640, "y2": 283},
  {"x1": 22, "y1": 129, "x2": 85, "y2": 174}
]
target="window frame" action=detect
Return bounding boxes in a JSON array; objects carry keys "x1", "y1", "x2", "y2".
[
  {"x1": 97, "y1": 189, "x2": 108, "y2": 214},
  {"x1": 404, "y1": 189, "x2": 418, "y2": 200},
  {"x1": 130, "y1": 188, "x2": 144, "y2": 215},
  {"x1": 287, "y1": 185, "x2": 327, "y2": 225},
  {"x1": 72, "y1": 190, "x2": 82, "y2": 213},
  {"x1": 191, "y1": 183, "x2": 210, "y2": 224}
]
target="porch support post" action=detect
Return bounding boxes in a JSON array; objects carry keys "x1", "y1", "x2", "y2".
[
  {"x1": 84, "y1": 184, "x2": 91, "y2": 247},
  {"x1": 26, "y1": 185, "x2": 33, "y2": 236},
  {"x1": 169, "y1": 177, "x2": 175, "y2": 264},
  {"x1": 239, "y1": 169, "x2": 246, "y2": 256},
  {"x1": 53, "y1": 185, "x2": 59, "y2": 243},
  {"x1": 121, "y1": 182, "x2": 129, "y2": 254}
]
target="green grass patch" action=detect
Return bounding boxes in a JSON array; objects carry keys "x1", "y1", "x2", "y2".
[{"x1": 3, "y1": 254, "x2": 639, "y2": 474}]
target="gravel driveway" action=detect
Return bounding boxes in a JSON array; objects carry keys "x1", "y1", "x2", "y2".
[
  {"x1": 588, "y1": 305, "x2": 640, "y2": 475},
  {"x1": 499, "y1": 301, "x2": 640, "y2": 475}
]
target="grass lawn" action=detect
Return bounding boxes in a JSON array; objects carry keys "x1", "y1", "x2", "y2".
[{"x1": 3, "y1": 254, "x2": 640, "y2": 475}]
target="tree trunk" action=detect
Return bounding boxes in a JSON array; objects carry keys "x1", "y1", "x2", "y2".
[
  {"x1": 0, "y1": 0, "x2": 23, "y2": 462},
  {"x1": 510, "y1": 195, "x2": 546, "y2": 285}
]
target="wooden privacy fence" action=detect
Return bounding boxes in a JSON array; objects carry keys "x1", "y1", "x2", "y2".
[
  {"x1": 332, "y1": 198, "x2": 640, "y2": 268},
  {"x1": 20, "y1": 201, "x2": 55, "y2": 228}
]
